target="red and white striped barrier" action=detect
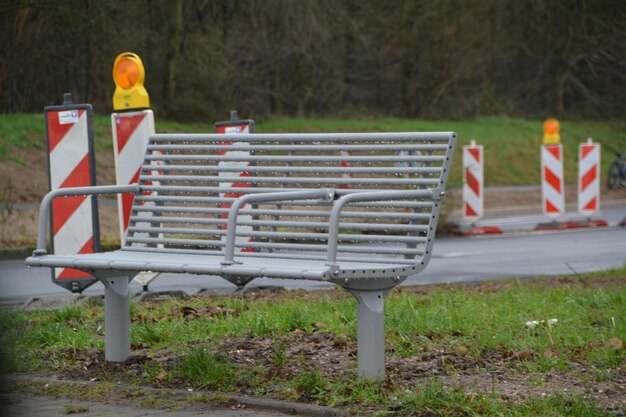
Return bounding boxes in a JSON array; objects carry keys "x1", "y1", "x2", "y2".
[
  {"x1": 216, "y1": 114, "x2": 255, "y2": 253},
  {"x1": 111, "y1": 109, "x2": 155, "y2": 244},
  {"x1": 45, "y1": 100, "x2": 99, "y2": 292},
  {"x1": 578, "y1": 139, "x2": 601, "y2": 216},
  {"x1": 541, "y1": 144, "x2": 565, "y2": 218},
  {"x1": 462, "y1": 140, "x2": 483, "y2": 220}
]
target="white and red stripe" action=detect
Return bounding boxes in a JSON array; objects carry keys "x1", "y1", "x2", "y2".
[
  {"x1": 111, "y1": 110, "x2": 156, "y2": 244},
  {"x1": 217, "y1": 124, "x2": 254, "y2": 253},
  {"x1": 578, "y1": 139, "x2": 601, "y2": 216},
  {"x1": 541, "y1": 144, "x2": 565, "y2": 218},
  {"x1": 462, "y1": 141, "x2": 483, "y2": 220},
  {"x1": 47, "y1": 109, "x2": 94, "y2": 280}
]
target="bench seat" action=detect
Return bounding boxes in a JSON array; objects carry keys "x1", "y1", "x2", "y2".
[{"x1": 26, "y1": 248, "x2": 419, "y2": 281}]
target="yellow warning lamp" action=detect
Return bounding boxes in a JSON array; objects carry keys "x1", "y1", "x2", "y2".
[
  {"x1": 112, "y1": 52, "x2": 150, "y2": 111},
  {"x1": 543, "y1": 118, "x2": 560, "y2": 144}
]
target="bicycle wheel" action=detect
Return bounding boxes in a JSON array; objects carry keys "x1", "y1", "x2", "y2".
[{"x1": 607, "y1": 162, "x2": 621, "y2": 190}]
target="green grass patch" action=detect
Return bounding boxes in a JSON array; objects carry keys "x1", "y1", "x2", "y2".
[
  {"x1": 174, "y1": 348, "x2": 235, "y2": 390},
  {"x1": 1, "y1": 114, "x2": 624, "y2": 188},
  {"x1": 0, "y1": 114, "x2": 47, "y2": 162},
  {"x1": 1, "y1": 269, "x2": 624, "y2": 414},
  {"x1": 0, "y1": 113, "x2": 215, "y2": 163},
  {"x1": 390, "y1": 379, "x2": 614, "y2": 417}
]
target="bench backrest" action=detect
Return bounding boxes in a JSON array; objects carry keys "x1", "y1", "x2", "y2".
[{"x1": 125, "y1": 132, "x2": 455, "y2": 268}]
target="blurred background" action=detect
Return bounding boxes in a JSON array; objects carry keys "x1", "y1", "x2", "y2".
[{"x1": 1, "y1": 0, "x2": 625, "y2": 121}]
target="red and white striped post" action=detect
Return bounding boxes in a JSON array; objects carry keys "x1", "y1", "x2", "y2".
[
  {"x1": 541, "y1": 119, "x2": 565, "y2": 219},
  {"x1": 111, "y1": 110, "x2": 156, "y2": 244},
  {"x1": 578, "y1": 138, "x2": 601, "y2": 217},
  {"x1": 541, "y1": 144, "x2": 565, "y2": 218},
  {"x1": 44, "y1": 94, "x2": 99, "y2": 292},
  {"x1": 215, "y1": 111, "x2": 255, "y2": 253},
  {"x1": 462, "y1": 140, "x2": 483, "y2": 221}
]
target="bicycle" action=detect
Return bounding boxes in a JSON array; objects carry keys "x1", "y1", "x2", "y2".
[{"x1": 607, "y1": 151, "x2": 626, "y2": 190}]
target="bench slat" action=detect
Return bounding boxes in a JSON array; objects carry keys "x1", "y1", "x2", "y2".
[
  {"x1": 145, "y1": 154, "x2": 447, "y2": 163},
  {"x1": 134, "y1": 194, "x2": 435, "y2": 208},
  {"x1": 127, "y1": 225, "x2": 428, "y2": 242},
  {"x1": 132, "y1": 205, "x2": 431, "y2": 220},
  {"x1": 129, "y1": 215, "x2": 430, "y2": 231},
  {"x1": 140, "y1": 175, "x2": 440, "y2": 186},
  {"x1": 150, "y1": 132, "x2": 454, "y2": 143},
  {"x1": 143, "y1": 164, "x2": 444, "y2": 174},
  {"x1": 125, "y1": 236, "x2": 424, "y2": 256},
  {"x1": 147, "y1": 144, "x2": 449, "y2": 152}
]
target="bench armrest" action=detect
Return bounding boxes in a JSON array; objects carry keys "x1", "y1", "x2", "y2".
[
  {"x1": 33, "y1": 184, "x2": 140, "y2": 256},
  {"x1": 326, "y1": 188, "x2": 444, "y2": 266},
  {"x1": 222, "y1": 189, "x2": 335, "y2": 265}
]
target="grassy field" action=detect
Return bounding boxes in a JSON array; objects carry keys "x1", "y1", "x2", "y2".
[
  {"x1": 0, "y1": 114, "x2": 624, "y2": 189},
  {"x1": 2, "y1": 268, "x2": 624, "y2": 415}
]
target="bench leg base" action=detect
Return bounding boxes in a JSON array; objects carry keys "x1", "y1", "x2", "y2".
[
  {"x1": 103, "y1": 275, "x2": 131, "y2": 362},
  {"x1": 348, "y1": 289, "x2": 386, "y2": 379}
]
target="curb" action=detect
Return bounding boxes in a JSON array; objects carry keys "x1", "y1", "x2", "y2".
[
  {"x1": 534, "y1": 219, "x2": 609, "y2": 231},
  {"x1": 446, "y1": 198, "x2": 626, "y2": 222},
  {"x1": 459, "y1": 226, "x2": 503, "y2": 236},
  {"x1": 4, "y1": 373, "x2": 347, "y2": 417}
]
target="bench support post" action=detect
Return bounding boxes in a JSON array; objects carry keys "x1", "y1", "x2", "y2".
[
  {"x1": 102, "y1": 275, "x2": 131, "y2": 362},
  {"x1": 348, "y1": 289, "x2": 386, "y2": 379}
]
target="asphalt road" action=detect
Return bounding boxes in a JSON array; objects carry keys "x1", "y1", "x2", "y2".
[{"x1": 1, "y1": 226, "x2": 624, "y2": 304}]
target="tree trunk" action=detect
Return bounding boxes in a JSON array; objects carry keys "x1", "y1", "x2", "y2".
[{"x1": 163, "y1": 0, "x2": 184, "y2": 109}]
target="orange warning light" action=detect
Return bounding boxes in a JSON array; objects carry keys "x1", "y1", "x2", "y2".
[
  {"x1": 113, "y1": 57, "x2": 141, "y2": 89},
  {"x1": 112, "y1": 52, "x2": 149, "y2": 111},
  {"x1": 544, "y1": 118, "x2": 560, "y2": 135},
  {"x1": 543, "y1": 118, "x2": 560, "y2": 144}
]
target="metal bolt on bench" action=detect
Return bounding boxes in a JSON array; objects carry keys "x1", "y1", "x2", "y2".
[{"x1": 26, "y1": 132, "x2": 456, "y2": 378}]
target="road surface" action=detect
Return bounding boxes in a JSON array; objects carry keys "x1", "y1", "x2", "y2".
[{"x1": 1, "y1": 226, "x2": 624, "y2": 303}]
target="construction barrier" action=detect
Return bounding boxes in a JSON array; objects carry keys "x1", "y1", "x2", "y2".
[
  {"x1": 578, "y1": 138, "x2": 601, "y2": 216},
  {"x1": 541, "y1": 144, "x2": 565, "y2": 218},
  {"x1": 215, "y1": 111, "x2": 255, "y2": 254},
  {"x1": 111, "y1": 110, "x2": 156, "y2": 243},
  {"x1": 44, "y1": 94, "x2": 99, "y2": 292},
  {"x1": 462, "y1": 140, "x2": 483, "y2": 221},
  {"x1": 111, "y1": 109, "x2": 162, "y2": 291}
]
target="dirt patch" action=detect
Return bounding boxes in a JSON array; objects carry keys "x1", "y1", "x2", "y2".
[
  {"x1": 0, "y1": 146, "x2": 119, "y2": 248},
  {"x1": 0, "y1": 204, "x2": 120, "y2": 249},
  {"x1": 41, "y1": 330, "x2": 625, "y2": 412},
  {"x1": 0, "y1": 145, "x2": 117, "y2": 204}
]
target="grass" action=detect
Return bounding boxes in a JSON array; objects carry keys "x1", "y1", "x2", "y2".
[
  {"x1": 1, "y1": 114, "x2": 624, "y2": 189},
  {"x1": 174, "y1": 348, "x2": 235, "y2": 390},
  {"x1": 1, "y1": 268, "x2": 624, "y2": 415},
  {"x1": 390, "y1": 379, "x2": 615, "y2": 417}
]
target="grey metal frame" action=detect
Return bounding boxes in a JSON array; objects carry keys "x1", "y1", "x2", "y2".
[{"x1": 26, "y1": 131, "x2": 456, "y2": 379}]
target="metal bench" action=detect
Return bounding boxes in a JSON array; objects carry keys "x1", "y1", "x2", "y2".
[{"x1": 26, "y1": 132, "x2": 456, "y2": 378}]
